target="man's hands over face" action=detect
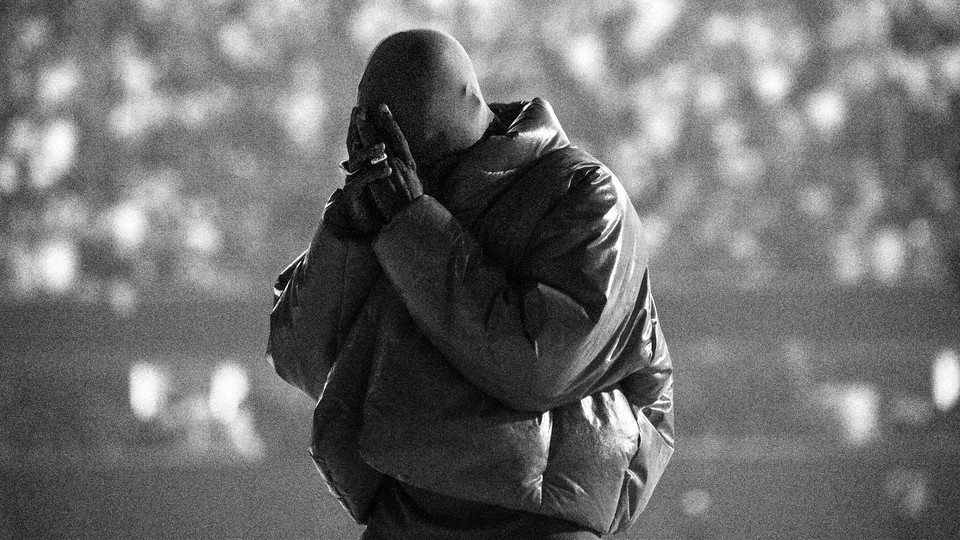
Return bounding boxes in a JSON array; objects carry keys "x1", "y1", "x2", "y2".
[
  {"x1": 367, "y1": 104, "x2": 424, "y2": 222},
  {"x1": 324, "y1": 106, "x2": 393, "y2": 239},
  {"x1": 324, "y1": 104, "x2": 424, "y2": 239}
]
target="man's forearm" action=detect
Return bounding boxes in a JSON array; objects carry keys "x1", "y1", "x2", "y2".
[
  {"x1": 268, "y1": 216, "x2": 381, "y2": 399},
  {"x1": 372, "y1": 196, "x2": 631, "y2": 411}
]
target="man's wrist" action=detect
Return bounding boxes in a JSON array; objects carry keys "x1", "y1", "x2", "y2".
[
  {"x1": 377, "y1": 195, "x2": 430, "y2": 233},
  {"x1": 382, "y1": 194, "x2": 428, "y2": 225}
]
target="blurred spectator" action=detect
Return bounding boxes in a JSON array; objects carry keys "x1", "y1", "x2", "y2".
[{"x1": 2, "y1": 0, "x2": 958, "y2": 307}]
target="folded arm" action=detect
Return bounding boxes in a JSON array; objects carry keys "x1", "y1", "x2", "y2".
[{"x1": 372, "y1": 166, "x2": 653, "y2": 411}]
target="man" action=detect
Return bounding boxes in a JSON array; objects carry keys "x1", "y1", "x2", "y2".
[{"x1": 267, "y1": 29, "x2": 674, "y2": 539}]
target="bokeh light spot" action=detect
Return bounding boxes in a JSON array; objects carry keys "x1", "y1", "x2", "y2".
[
  {"x1": 111, "y1": 204, "x2": 147, "y2": 251},
  {"x1": 932, "y1": 349, "x2": 960, "y2": 412},
  {"x1": 209, "y1": 362, "x2": 249, "y2": 423},
  {"x1": 129, "y1": 362, "x2": 166, "y2": 421},
  {"x1": 29, "y1": 119, "x2": 77, "y2": 189},
  {"x1": 806, "y1": 90, "x2": 846, "y2": 135},
  {"x1": 38, "y1": 239, "x2": 78, "y2": 293}
]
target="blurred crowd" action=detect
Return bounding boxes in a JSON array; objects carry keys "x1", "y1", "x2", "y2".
[
  {"x1": 3, "y1": 5, "x2": 959, "y2": 537},
  {"x1": 1, "y1": 0, "x2": 958, "y2": 313},
  {"x1": 3, "y1": 0, "x2": 960, "y2": 463}
]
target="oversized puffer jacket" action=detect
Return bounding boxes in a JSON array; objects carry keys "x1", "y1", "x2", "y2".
[{"x1": 267, "y1": 98, "x2": 674, "y2": 536}]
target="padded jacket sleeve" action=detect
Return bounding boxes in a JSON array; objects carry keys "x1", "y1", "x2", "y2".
[
  {"x1": 372, "y1": 165, "x2": 659, "y2": 412},
  {"x1": 267, "y1": 191, "x2": 382, "y2": 400}
]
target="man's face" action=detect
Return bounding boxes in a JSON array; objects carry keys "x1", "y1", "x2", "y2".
[
  {"x1": 356, "y1": 30, "x2": 491, "y2": 177},
  {"x1": 356, "y1": 92, "x2": 455, "y2": 174}
]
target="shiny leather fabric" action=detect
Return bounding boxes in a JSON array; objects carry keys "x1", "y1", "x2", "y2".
[{"x1": 267, "y1": 99, "x2": 674, "y2": 535}]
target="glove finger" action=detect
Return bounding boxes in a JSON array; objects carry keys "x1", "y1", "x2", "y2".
[
  {"x1": 356, "y1": 106, "x2": 382, "y2": 149},
  {"x1": 344, "y1": 184, "x2": 366, "y2": 216},
  {"x1": 367, "y1": 176, "x2": 399, "y2": 220},
  {"x1": 344, "y1": 172, "x2": 387, "y2": 201},
  {"x1": 347, "y1": 142, "x2": 387, "y2": 173},
  {"x1": 388, "y1": 157, "x2": 413, "y2": 202},
  {"x1": 378, "y1": 104, "x2": 415, "y2": 169},
  {"x1": 346, "y1": 161, "x2": 392, "y2": 191},
  {"x1": 346, "y1": 107, "x2": 361, "y2": 157},
  {"x1": 342, "y1": 182, "x2": 382, "y2": 236},
  {"x1": 403, "y1": 160, "x2": 423, "y2": 199},
  {"x1": 392, "y1": 156, "x2": 424, "y2": 201}
]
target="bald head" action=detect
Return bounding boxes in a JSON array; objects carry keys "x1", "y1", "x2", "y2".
[{"x1": 358, "y1": 30, "x2": 492, "y2": 172}]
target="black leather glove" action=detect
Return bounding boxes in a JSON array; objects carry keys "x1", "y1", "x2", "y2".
[
  {"x1": 324, "y1": 106, "x2": 393, "y2": 239},
  {"x1": 365, "y1": 104, "x2": 424, "y2": 223}
]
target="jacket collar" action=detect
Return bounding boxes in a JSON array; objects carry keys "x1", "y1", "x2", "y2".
[{"x1": 439, "y1": 98, "x2": 570, "y2": 211}]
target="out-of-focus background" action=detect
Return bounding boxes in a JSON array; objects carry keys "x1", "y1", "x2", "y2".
[{"x1": 2, "y1": 0, "x2": 959, "y2": 538}]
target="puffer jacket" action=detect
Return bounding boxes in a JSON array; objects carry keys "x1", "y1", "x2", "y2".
[{"x1": 267, "y1": 98, "x2": 674, "y2": 536}]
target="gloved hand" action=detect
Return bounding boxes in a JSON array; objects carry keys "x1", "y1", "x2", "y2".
[
  {"x1": 366, "y1": 104, "x2": 424, "y2": 222},
  {"x1": 324, "y1": 106, "x2": 393, "y2": 239}
]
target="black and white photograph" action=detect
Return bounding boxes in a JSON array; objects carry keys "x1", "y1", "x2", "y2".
[{"x1": 2, "y1": 0, "x2": 959, "y2": 538}]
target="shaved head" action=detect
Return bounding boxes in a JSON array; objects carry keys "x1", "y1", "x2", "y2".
[{"x1": 357, "y1": 29, "x2": 493, "y2": 172}]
